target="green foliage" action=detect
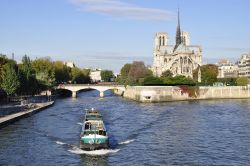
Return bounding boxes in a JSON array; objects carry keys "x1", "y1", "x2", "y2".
[
  {"x1": 1, "y1": 63, "x2": 20, "y2": 95},
  {"x1": 36, "y1": 71, "x2": 55, "y2": 88},
  {"x1": 0, "y1": 54, "x2": 15, "y2": 83},
  {"x1": 32, "y1": 57, "x2": 56, "y2": 88},
  {"x1": 117, "y1": 62, "x2": 152, "y2": 85},
  {"x1": 217, "y1": 78, "x2": 237, "y2": 86},
  {"x1": 0, "y1": 54, "x2": 92, "y2": 97},
  {"x1": 194, "y1": 64, "x2": 218, "y2": 86},
  {"x1": 236, "y1": 77, "x2": 249, "y2": 86},
  {"x1": 161, "y1": 70, "x2": 173, "y2": 77},
  {"x1": 101, "y1": 70, "x2": 114, "y2": 82},
  {"x1": 18, "y1": 55, "x2": 38, "y2": 94},
  {"x1": 82, "y1": 69, "x2": 90, "y2": 76},
  {"x1": 116, "y1": 63, "x2": 132, "y2": 85},
  {"x1": 141, "y1": 76, "x2": 163, "y2": 85},
  {"x1": 162, "y1": 75, "x2": 196, "y2": 86},
  {"x1": 54, "y1": 61, "x2": 71, "y2": 83},
  {"x1": 120, "y1": 64, "x2": 131, "y2": 77},
  {"x1": 71, "y1": 67, "x2": 90, "y2": 84},
  {"x1": 116, "y1": 75, "x2": 131, "y2": 85}
]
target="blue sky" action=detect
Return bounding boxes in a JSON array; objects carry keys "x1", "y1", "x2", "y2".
[{"x1": 0, "y1": 0, "x2": 250, "y2": 73}]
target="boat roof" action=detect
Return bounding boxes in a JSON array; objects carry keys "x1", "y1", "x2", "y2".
[{"x1": 85, "y1": 109, "x2": 102, "y2": 121}]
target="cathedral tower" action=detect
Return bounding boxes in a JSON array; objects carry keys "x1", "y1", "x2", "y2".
[{"x1": 154, "y1": 32, "x2": 168, "y2": 50}]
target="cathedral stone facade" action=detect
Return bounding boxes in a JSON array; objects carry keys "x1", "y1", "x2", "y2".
[{"x1": 152, "y1": 11, "x2": 202, "y2": 79}]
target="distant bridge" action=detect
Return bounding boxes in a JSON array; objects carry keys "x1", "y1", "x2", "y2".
[{"x1": 57, "y1": 84, "x2": 126, "y2": 98}]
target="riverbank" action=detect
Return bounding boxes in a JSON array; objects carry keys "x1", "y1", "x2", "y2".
[
  {"x1": 0, "y1": 101, "x2": 54, "y2": 129},
  {"x1": 114, "y1": 86, "x2": 250, "y2": 102}
]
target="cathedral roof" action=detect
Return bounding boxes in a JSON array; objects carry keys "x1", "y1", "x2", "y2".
[
  {"x1": 160, "y1": 46, "x2": 174, "y2": 54},
  {"x1": 159, "y1": 45, "x2": 201, "y2": 55},
  {"x1": 173, "y1": 43, "x2": 192, "y2": 54}
]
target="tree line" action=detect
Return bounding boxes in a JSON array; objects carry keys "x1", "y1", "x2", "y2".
[
  {"x1": 0, "y1": 54, "x2": 90, "y2": 97},
  {"x1": 116, "y1": 61, "x2": 249, "y2": 86}
]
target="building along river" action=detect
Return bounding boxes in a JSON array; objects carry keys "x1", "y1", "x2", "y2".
[{"x1": 1, "y1": 90, "x2": 250, "y2": 165}]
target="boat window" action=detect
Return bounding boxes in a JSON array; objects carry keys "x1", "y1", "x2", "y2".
[
  {"x1": 85, "y1": 123, "x2": 91, "y2": 129},
  {"x1": 99, "y1": 130, "x2": 106, "y2": 136},
  {"x1": 84, "y1": 131, "x2": 95, "y2": 135},
  {"x1": 99, "y1": 130, "x2": 103, "y2": 135}
]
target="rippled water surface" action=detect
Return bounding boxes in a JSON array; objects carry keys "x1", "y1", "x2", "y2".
[{"x1": 1, "y1": 90, "x2": 250, "y2": 166}]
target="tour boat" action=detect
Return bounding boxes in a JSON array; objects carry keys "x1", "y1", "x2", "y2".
[{"x1": 80, "y1": 108, "x2": 109, "y2": 150}]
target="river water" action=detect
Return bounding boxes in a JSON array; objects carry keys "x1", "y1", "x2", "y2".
[{"x1": 1, "y1": 90, "x2": 250, "y2": 166}]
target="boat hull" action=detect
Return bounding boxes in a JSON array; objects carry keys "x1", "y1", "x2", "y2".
[
  {"x1": 80, "y1": 135, "x2": 109, "y2": 150},
  {"x1": 79, "y1": 141, "x2": 109, "y2": 150}
]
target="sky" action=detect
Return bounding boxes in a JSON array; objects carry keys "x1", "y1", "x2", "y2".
[{"x1": 0, "y1": 0, "x2": 250, "y2": 73}]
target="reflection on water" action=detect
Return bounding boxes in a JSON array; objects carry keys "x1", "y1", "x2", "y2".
[
  {"x1": 80, "y1": 155, "x2": 108, "y2": 166},
  {"x1": 1, "y1": 90, "x2": 250, "y2": 165}
]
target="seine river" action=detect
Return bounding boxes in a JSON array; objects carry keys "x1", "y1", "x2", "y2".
[{"x1": 1, "y1": 90, "x2": 250, "y2": 166}]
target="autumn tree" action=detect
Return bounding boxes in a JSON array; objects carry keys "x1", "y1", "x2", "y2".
[
  {"x1": 236, "y1": 77, "x2": 249, "y2": 86},
  {"x1": 128, "y1": 61, "x2": 152, "y2": 85}
]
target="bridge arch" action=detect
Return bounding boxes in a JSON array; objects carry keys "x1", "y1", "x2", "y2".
[{"x1": 56, "y1": 84, "x2": 126, "y2": 98}]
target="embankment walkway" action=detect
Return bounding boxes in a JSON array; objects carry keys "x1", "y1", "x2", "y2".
[{"x1": 0, "y1": 101, "x2": 54, "y2": 129}]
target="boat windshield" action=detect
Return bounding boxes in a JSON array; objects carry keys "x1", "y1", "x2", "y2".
[{"x1": 86, "y1": 115, "x2": 102, "y2": 120}]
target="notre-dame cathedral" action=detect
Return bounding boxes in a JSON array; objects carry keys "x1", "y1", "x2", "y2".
[{"x1": 152, "y1": 10, "x2": 202, "y2": 80}]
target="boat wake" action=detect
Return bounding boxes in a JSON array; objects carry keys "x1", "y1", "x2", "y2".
[
  {"x1": 77, "y1": 122, "x2": 83, "y2": 126},
  {"x1": 55, "y1": 140, "x2": 119, "y2": 156},
  {"x1": 118, "y1": 139, "x2": 135, "y2": 145},
  {"x1": 68, "y1": 146, "x2": 120, "y2": 156},
  {"x1": 55, "y1": 141, "x2": 67, "y2": 145}
]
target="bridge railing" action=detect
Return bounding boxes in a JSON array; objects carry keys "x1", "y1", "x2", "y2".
[{"x1": 58, "y1": 84, "x2": 124, "y2": 87}]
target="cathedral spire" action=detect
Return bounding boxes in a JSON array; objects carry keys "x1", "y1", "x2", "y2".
[{"x1": 174, "y1": 8, "x2": 182, "y2": 51}]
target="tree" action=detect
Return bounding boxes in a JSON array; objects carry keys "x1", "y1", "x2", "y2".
[
  {"x1": 0, "y1": 54, "x2": 15, "y2": 84},
  {"x1": 194, "y1": 64, "x2": 218, "y2": 86},
  {"x1": 236, "y1": 77, "x2": 249, "y2": 86},
  {"x1": 141, "y1": 76, "x2": 163, "y2": 85},
  {"x1": 101, "y1": 70, "x2": 114, "y2": 82},
  {"x1": 161, "y1": 70, "x2": 173, "y2": 77},
  {"x1": 116, "y1": 63, "x2": 132, "y2": 85},
  {"x1": 217, "y1": 77, "x2": 237, "y2": 86},
  {"x1": 128, "y1": 61, "x2": 152, "y2": 84},
  {"x1": 18, "y1": 55, "x2": 38, "y2": 95},
  {"x1": 54, "y1": 61, "x2": 71, "y2": 84},
  {"x1": 162, "y1": 75, "x2": 196, "y2": 86},
  {"x1": 1, "y1": 63, "x2": 20, "y2": 95},
  {"x1": 32, "y1": 57, "x2": 55, "y2": 88},
  {"x1": 71, "y1": 67, "x2": 90, "y2": 84},
  {"x1": 120, "y1": 64, "x2": 131, "y2": 77}
]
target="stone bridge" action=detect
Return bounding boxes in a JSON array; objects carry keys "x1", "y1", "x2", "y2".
[{"x1": 57, "y1": 84, "x2": 126, "y2": 98}]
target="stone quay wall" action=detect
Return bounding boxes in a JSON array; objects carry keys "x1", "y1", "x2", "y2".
[{"x1": 114, "y1": 86, "x2": 250, "y2": 102}]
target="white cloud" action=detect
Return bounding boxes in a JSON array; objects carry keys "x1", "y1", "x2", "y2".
[{"x1": 69, "y1": 0, "x2": 175, "y2": 21}]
